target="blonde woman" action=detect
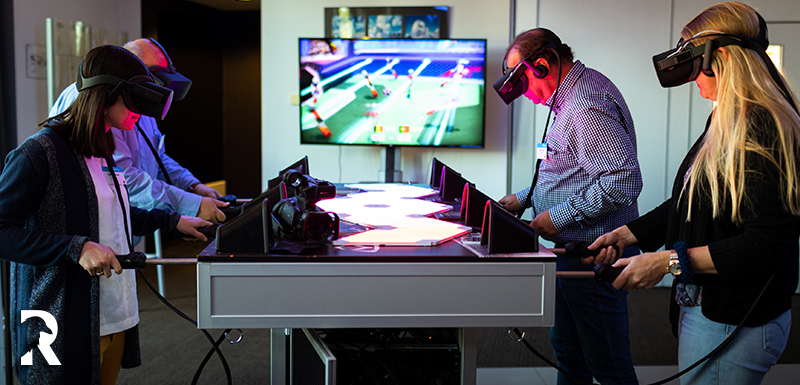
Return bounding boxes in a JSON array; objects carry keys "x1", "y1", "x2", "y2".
[{"x1": 588, "y1": 2, "x2": 800, "y2": 384}]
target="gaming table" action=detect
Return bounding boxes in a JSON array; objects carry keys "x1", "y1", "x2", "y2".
[{"x1": 195, "y1": 184, "x2": 557, "y2": 385}]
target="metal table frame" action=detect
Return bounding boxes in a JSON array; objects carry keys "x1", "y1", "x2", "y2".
[{"x1": 197, "y1": 242, "x2": 556, "y2": 385}]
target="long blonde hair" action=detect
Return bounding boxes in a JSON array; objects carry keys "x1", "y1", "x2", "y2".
[{"x1": 682, "y1": 2, "x2": 800, "y2": 223}]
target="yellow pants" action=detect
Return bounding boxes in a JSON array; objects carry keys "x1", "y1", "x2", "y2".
[{"x1": 99, "y1": 331, "x2": 126, "y2": 385}]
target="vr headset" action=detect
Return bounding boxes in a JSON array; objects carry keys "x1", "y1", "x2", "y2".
[
  {"x1": 147, "y1": 38, "x2": 193, "y2": 101},
  {"x1": 652, "y1": 14, "x2": 769, "y2": 88},
  {"x1": 493, "y1": 28, "x2": 562, "y2": 105},
  {"x1": 76, "y1": 58, "x2": 174, "y2": 120}
]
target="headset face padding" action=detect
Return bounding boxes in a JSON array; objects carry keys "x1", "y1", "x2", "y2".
[{"x1": 493, "y1": 28, "x2": 563, "y2": 104}]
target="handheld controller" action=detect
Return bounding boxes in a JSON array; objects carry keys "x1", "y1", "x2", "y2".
[
  {"x1": 196, "y1": 223, "x2": 219, "y2": 240},
  {"x1": 177, "y1": 223, "x2": 219, "y2": 240},
  {"x1": 564, "y1": 242, "x2": 624, "y2": 283},
  {"x1": 115, "y1": 251, "x2": 147, "y2": 269}
]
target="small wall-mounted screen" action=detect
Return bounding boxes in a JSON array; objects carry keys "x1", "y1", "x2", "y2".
[{"x1": 299, "y1": 38, "x2": 486, "y2": 148}]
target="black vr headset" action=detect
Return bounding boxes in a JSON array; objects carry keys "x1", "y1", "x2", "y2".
[
  {"x1": 493, "y1": 28, "x2": 562, "y2": 105},
  {"x1": 652, "y1": 14, "x2": 769, "y2": 88},
  {"x1": 76, "y1": 58, "x2": 174, "y2": 120},
  {"x1": 147, "y1": 38, "x2": 192, "y2": 101}
]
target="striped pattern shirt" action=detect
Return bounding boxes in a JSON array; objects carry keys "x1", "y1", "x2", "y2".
[{"x1": 516, "y1": 61, "x2": 642, "y2": 244}]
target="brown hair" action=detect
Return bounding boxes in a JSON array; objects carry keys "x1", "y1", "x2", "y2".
[{"x1": 42, "y1": 45, "x2": 149, "y2": 158}]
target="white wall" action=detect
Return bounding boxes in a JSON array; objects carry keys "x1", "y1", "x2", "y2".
[
  {"x1": 261, "y1": 0, "x2": 799, "y2": 214},
  {"x1": 13, "y1": 0, "x2": 141, "y2": 144},
  {"x1": 261, "y1": 1, "x2": 512, "y2": 200},
  {"x1": 513, "y1": 0, "x2": 795, "y2": 215}
]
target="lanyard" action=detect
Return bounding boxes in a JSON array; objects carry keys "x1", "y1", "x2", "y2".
[
  {"x1": 105, "y1": 157, "x2": 134, "y2": 254},
  {"x1": 136, "y1": 122, "x2": 174, "y2": 186}
]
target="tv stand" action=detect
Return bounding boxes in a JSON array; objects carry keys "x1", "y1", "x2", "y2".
[{"x1": 381, "y1": 146, "x2": 402, "y2": 182}]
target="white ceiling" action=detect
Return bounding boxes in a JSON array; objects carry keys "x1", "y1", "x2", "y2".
[{"x1": 184, "y1": 0, "x2": 260, "y2": 11}]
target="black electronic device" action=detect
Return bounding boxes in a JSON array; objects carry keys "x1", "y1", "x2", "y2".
[
  {"x1": 493, "y1": 28, "x2": 562, "y2": 105},
  {"x1": 268, "y1": 156, "x2": 310, "y2": 190},
  {"x1": 219, "y1": 206, "x2": 244, "y2": 222},
  {"x1": 216, "y1": 198, "x2": 273, "y2": 253},
  {"x1": 116, "y1": 251, "x2": 147, "y2": 269},
  {"x1": 76, "y1": 58, "x2": 174, "y2": 120},
  {"x1": 593, "y1": 264, "x2": 623, "y2": 283},
  {"x1": 652, "y1": 13, "x2": 770, "y2": 88},
  {"x1": 430, "y1": 157, "x2": 446, "y2": 189},
  {"x1": 460, "y1": 184, "x2": 495, "y2": 228},
  {"x1": 177, "y1": 223, "x2": 220, "y2": 240},
  {"x1": 299, "y1": 38, "x2": 486, "y2": 148},
  {"x1": 196, "y1": 224, "x2": 219, "y2": 240},
  {"x1": 146, "y1": 38, "x2": 193, "y2": 101},
  {"x1": 271, "y1": 170, "x2": 339, "y2": 244},
  {"x1": 564, "y1": 242, "x2": 619, "y2": 261},
  {"x1": 480, "y1": 200, "x2": 538, "y2": 254},
  {"x1": 562, "y1": 242, "x2": 624, "y2": 283},
  {"x1": 439, "y1": 166, "x2": 473, "y2": 204}
]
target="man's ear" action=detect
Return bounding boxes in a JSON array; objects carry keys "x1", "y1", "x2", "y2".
[{"x1": 530, "y1": 57, "x2": 550, "y2": 79}]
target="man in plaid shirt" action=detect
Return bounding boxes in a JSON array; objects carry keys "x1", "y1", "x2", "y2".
[{"x1": 499, "y1": 29, "x2": 642, "y2": 385}]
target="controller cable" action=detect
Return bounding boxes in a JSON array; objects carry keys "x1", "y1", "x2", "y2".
[
  {"x1": 107, "y1": 158, "x2": 235, "y2": 385},
  {"x1": 510, "y1": 242, "x2": 777, "y2": 385},
  {"x1": 516, "y1": 48, "x2": 562, "y2": 220}
]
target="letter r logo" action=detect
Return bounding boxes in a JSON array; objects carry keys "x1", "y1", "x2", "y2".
[{"x1": 20, "y1": 310, "x2": 60, "y2": 366}]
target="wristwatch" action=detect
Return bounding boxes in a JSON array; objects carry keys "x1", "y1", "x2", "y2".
[{"x1": 668, "y1": 250, "x2": 682, "y2": 276}]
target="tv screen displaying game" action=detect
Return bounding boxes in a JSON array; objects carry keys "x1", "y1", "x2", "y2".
[{"x1": 299, "y1": 38, "x2": 486, "y2": 148}]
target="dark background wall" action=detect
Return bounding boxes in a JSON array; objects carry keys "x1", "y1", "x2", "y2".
[{"x1": 142, "y1": 0, "x2": 261, "y2": 198}]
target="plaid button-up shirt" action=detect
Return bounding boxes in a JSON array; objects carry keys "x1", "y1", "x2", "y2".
[{"x1": 516, "y1": 61, "x2": 642, "y2": 245}]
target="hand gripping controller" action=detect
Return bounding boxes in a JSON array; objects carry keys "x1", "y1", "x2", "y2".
[
  {"x1": 176, "y1": 223, "x2": 219, "y2": 240},
  {"x1": 115, "y1": 251, "x2": 147, "y2": 269},
  {"x1": 196, "y1": 223, "x2": 219, "y2": 240},
  {"x1": 563, "y1": 242, "x2": 623, "y2": 283}
]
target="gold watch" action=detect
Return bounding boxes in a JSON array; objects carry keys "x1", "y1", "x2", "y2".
[{"x1": 668, "y1": 250, "x2": 682, "y2": 276}]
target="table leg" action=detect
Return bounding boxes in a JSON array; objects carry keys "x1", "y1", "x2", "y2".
[
  {"x1": 461, "y1": 327, "x2": 477, "y2": 385},
  {"x1": 270, "y1": 328, "x2": 289, "y2": 385}
]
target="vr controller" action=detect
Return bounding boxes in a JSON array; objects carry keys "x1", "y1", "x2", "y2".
[
  {"x1": 563, "y1": 242, "x2": 623, "y2": 283},
  {"x1": 116, "y1": 251, "x2": 147, "y2": 269},
  {"x1": 177, "y1": 223, "x2": 219, "y2": 240}
]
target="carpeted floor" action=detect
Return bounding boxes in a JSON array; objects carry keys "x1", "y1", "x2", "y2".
[{"x1": 111, "y1": 236, "x2": 800, "y2": 384}]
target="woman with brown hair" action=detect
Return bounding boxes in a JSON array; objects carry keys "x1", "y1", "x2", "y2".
[{"x1": 0, "y1": 45, "x2": 209, "y2": 385}]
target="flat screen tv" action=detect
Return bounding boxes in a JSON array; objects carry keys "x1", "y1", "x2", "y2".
[{"x1": 299, "y1": 38, "x2": 486, "y2": 148}]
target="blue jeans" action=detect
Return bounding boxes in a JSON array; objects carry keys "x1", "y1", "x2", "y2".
[
  {"x1": 678, "y1": 306, "x2": 791, "y2": 385},
  {"x1": 550, "y1": 245, "x2": 639, "y2": 385}
]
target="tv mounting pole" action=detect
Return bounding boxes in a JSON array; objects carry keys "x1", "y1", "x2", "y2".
[{"x1": 383, "y1": 146, "x2": 402, "y2": 183}]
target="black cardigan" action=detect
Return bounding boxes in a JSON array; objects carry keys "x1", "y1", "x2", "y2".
[
  {"x1": 0, "y1": 127, "x2": 180, "y2": 385},
  {"x1": 626, "y1": 113, "x2": 799, "y2": 331}
]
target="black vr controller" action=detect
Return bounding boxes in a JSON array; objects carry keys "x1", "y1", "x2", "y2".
[
  {"x1": 563, "y1": 242, "x2": 623, "y2": 283},
  {"x1": 216, "y1": 195, "x2": 244, "y2": 223},
  {"x1": 176, "y1": 223, "x2": 219, "y2": 240},
  {"x1": 116, "y1": 251, "x2": 147, "y2": 269}
]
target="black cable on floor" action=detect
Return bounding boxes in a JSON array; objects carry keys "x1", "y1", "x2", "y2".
[
  {"x1": 192, "y1": 329, "x2": 233, "y2": 385},
  {"x1": 136, "y1": 270, "x2": 233, "y2": 385},
  {"x1": 512, "y1": 270, "x2": 777, "y2": 385}
]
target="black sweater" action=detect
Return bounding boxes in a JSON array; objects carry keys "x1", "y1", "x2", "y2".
[{"x1": 626, "y1": 113, "x2": 799, "y2": 330}]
